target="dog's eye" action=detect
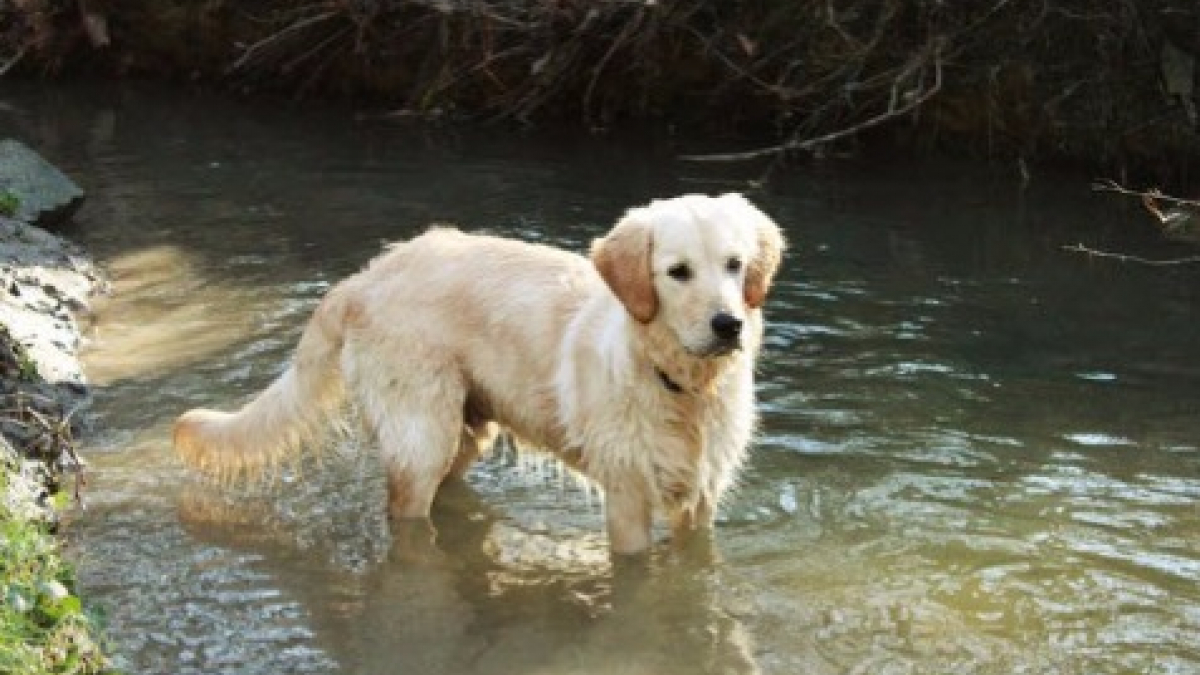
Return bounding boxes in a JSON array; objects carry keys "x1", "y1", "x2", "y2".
[
  {"x1": 667, "y1": 263, "x2": 692, "y2": 281},
  {"x1": 726, "y1": 258, "x2": 742, "y2": 273}
]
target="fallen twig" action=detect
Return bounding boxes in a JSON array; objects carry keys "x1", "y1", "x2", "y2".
[
  {"x1": 0, "y1": 46, "x2": 27, "y2": 77},
  {"x1": 1062, "y1": 243, "x2": 1200, "y2": 265},
  {"x1": 1092, "y1": 180, "x2": 1200, "y2": 208}
]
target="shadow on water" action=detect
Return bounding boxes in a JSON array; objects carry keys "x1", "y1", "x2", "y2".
[{"x1": 5, "y1": 82, "x2": 1200, "y2": 673}]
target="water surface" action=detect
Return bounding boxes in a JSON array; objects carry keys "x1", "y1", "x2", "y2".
[{"x1": 4, "y1": 84, "x2": 1200, "y2": 674}]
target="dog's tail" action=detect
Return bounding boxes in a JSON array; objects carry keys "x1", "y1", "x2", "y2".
[{"x1": 174, "y1": 287, "x2": 354, "y2": 483}]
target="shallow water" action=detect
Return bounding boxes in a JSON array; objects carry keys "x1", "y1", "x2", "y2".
[{"x1": 5, "y1": 83, "x2": 1200, "y2": 674}]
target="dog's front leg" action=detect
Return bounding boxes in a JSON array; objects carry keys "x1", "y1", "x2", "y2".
[
  {"x1": 668, "y1": 499, "x2": 718, "y2": 564},
  {"x1": 604, "y1": 483, "x2": 653, "y2": 555},
  {"x1": 669, "y1": 496, "x2": 713, "y2": 538}
]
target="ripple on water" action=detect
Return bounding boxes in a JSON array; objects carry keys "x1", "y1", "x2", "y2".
[
  {"x1": 1063, "y1": 432, "x2": 1138, "y2": 447},
  {"x1": 1075, "y1": 371, "x2": 1119, "y2": 382},
  {"x1": 726, "y1": 446, "x2": 1200, "y2": 673},
  {"x1": 75, "y1": 508, "x2": 337, "y2": 675}
]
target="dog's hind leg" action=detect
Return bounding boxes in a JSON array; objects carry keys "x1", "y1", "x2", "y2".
[
  {"x1": 350, "y1": 345, "x2": 466, "y2": 520},
  {"x1": 379, "y1": 400, "x2": 464, "y2": 519}
]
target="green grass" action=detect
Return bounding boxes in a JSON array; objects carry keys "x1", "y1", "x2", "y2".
[{"x1": 1, "y1": 469, "x2": 116, "y2": 674}]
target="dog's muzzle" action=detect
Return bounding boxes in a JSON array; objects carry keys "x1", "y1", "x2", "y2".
[{"x1": 707, "y1": 312, "x2": 743, "y2": 355}]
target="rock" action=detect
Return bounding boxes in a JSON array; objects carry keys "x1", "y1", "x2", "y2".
[
  {"x1": 0, "y1": 215, "x2": 103, "y2": 422},
  {"x1": 0, "y1": 139, "x2": 85, "y2": 228}
]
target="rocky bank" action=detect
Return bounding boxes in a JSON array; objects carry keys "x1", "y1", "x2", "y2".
[{"x1": 0, "y1": 143, "x2": 104, "y2": 523}]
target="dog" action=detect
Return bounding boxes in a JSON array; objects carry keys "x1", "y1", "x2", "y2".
[{"x1": 174, "y1": 193, "x2": 784, "y2": 554}]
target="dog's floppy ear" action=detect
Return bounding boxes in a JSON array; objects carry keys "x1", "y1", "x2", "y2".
[
  {"x1": 591, "y1": 211, "x2": 657, "y2": 323},
  {"x1": 724, "y1": 193, "x2": 785, "y2": 309}
]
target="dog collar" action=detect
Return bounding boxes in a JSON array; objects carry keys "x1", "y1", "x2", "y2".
[{"x1": 656, "y1": 368, "x2": 684, "y2": 394}]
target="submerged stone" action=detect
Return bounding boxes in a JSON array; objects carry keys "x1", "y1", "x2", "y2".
[{"x1": 0, "y1": 139, "x2": 85, "y2": 228}]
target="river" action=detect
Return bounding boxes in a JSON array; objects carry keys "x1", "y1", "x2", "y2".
[{"x1": 4, "y1": 83, "x2": 1200, "y2": 674}]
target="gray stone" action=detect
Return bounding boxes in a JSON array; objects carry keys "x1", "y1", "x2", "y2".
[
  {"x1": 0, "y1": 139, "x2": 85, "y2": 228},
  {"x1": 0, "y1": 216, "x2": 101, "y2": 396}
]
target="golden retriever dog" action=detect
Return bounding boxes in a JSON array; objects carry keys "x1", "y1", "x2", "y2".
[{"x1": 175, "y1": 193, "x2": 784, "y2": 554}]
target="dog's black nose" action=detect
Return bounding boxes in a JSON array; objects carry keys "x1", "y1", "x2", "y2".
[{"x1": 711, "y1": 312, "x2": 743, "y2": 341}]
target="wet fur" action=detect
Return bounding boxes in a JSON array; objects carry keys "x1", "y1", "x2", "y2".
[{"x1": 175, "y1": 193, "x2": 785, "y2": 554}]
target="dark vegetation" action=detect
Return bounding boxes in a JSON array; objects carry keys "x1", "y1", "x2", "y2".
[{"x1": 3, "y1": 1, "x2": 1200, "y2": 184}]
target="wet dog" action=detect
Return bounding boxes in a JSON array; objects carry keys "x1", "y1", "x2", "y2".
[{"x1": 175, "y1": 193, "x2": 784, "y2": 554}]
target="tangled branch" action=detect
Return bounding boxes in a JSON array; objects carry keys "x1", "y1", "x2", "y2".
[
  {"x1": 680, "y1": 44, "x2": 945, "y2": 162},
  {"x1": 4, "y1": 0, "x2": 1198, "y2": 176}
]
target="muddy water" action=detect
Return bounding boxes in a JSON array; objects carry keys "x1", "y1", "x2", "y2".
[{"x1": 5, "y1": 84, "x2": 1200, "y2": 674}]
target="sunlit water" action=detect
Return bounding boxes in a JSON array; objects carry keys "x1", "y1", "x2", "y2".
[{"x1": 4, "y1": 84, "x2": 1200, "y2": 674}]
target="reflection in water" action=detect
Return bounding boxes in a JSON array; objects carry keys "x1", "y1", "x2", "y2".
[
  {"x1": 83, "y1": 245, "x2": 262, "y2": 385},
  {"x1": 177, "y1": 479, "x2": 757, "y2": 675},
  {"x1": 6, "y1": 82, "x2": 1199, "y2": 673}
]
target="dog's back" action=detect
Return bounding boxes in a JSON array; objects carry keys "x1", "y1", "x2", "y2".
[
  {"x1": 175, "y1": 228, "x2": 605, "y2": 483},
  {"x1": 348, "y1": 229, "x2": 603, "y2": 449}
]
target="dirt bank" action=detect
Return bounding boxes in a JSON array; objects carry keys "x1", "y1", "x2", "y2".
[{"x1": 3, "y1": 1, "x2": 1199, "y2": 184}]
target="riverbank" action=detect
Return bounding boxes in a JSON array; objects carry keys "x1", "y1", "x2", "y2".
[
  {"x1": 0, "y1": 212, "x2": 114, "y2": 672},
  {"x1": 3, "y1": 1, "x2": 1198, "y2": 185}
]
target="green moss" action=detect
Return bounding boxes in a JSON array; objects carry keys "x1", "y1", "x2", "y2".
[
  {"x1": 0, "y1": 191, "x2": 18, "y2": 218},
  {"x1": 16, "y1": 349, "x2": 40, "y2": 382}
]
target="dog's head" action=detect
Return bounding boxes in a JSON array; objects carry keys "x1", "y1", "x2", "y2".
[{"x1": 591, "y1": 193, "x2": 785, "y2": 357}]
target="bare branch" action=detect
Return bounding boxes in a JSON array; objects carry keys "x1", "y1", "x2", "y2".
[
  {"x1": 228, "y1": 10, "x2": 338, "y2": 73},
  {"x1": 0, "y1": 46, "x2": 28, "y2": 77},
  {"x1": 679, "y1": 46, "x2": 943, "y2": 163},
  {"x1": 1062, "y1": 243, "x2": 1200, "y2": 266},
  {"x1": 584, "y1": 8, "x2": 646, "y2": 126},
  {"x1": 1092, "y1": 180, "x2": 1200, "y2": 208}
]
